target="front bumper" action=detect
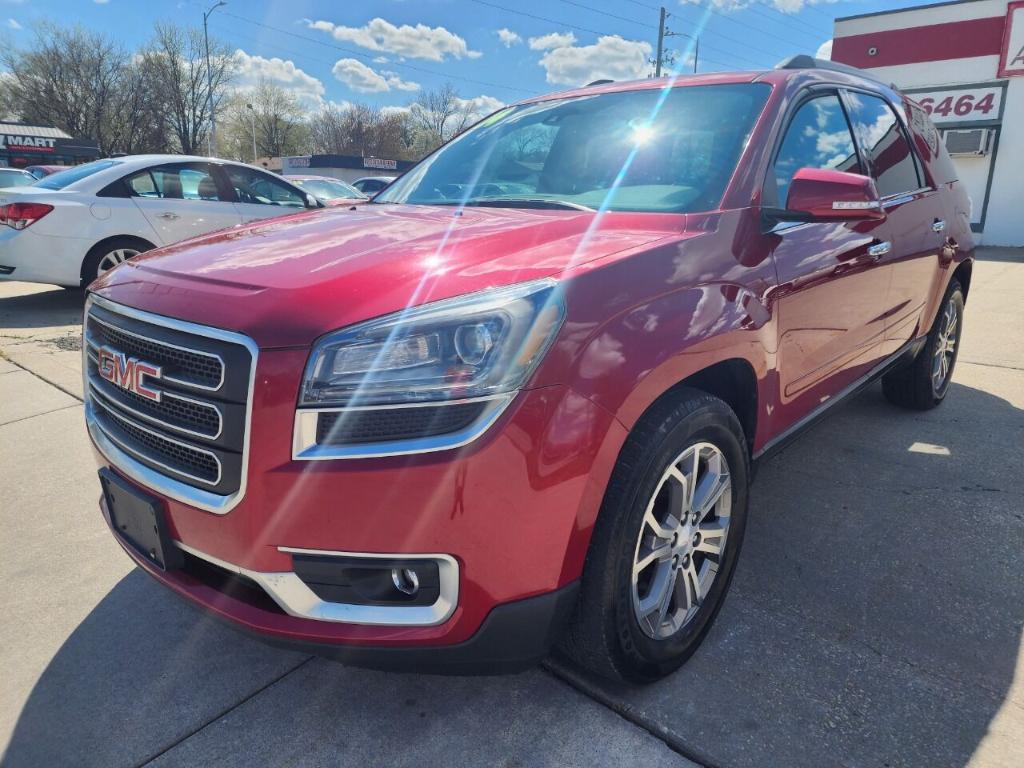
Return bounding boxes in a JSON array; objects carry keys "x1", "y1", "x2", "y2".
[{"x1": 101, "y1": 492, "x2": 580, "y2": 673}]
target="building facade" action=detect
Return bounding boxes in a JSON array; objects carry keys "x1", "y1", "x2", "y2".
[
  {"x1": 0, "y1": 123, "x2": 100, "y2": 170},
  {"x1": 280, "y1": 154, "x2": 415, "y2": 184},
  {"x1": 832, "y1": 0, "x2": 1024, "y2": 246}
]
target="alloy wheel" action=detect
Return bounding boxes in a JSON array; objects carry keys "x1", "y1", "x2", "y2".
[
  {"x1": 932, "y1": 297, "x2": 959, "y2": 392},
  {"x1": 631, "y1": 442, "x2": 732, "y2": 640},
  {"x1": 97, "y1": 248, "x2": 140, "y2": 276}
]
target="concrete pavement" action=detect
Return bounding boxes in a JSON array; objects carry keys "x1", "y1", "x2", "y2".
[{"x1": 1, "y1": 249, "x2": 1022, "y2": 767}]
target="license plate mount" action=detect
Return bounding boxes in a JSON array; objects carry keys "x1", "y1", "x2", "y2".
[{"x1": 100, "y1": 468, "x2": 182, "y2": 571}]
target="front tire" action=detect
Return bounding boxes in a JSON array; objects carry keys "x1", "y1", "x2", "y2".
[
  {"x1": 882, "y1": 278, "x2": 964, "y2": 410},
  {"x1": 560, "y1": 389, "x2": 750, "y2": 683}
]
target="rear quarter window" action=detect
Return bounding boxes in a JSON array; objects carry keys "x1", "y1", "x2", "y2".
[{"x1": 907, "y1": 100, "x2": 959, "y2": 186}]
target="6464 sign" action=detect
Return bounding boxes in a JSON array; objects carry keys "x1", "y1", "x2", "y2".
[{"x1": 909, "y1": 85, "x2": 1003, "y2": 126}]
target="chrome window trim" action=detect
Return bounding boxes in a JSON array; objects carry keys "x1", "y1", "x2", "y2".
[
  {"x1": 87, "y1": 310, "x2": 226, "y2": 392},
  {"x1": 176, "y1": 542, "x2": 459, "y2": 627},
  {"x1": 84, "y1": 294, "x2": 258, "y2": 515},
  {"x1": 86, "y1": 375, "x2": 223, "y2": 441},
  {"x1": 291, "y1": 392, "x2": 516, "y2": 461}
]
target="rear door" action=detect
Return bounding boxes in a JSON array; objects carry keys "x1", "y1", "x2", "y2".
[
  {"x1": 125, "y1": 162, "x2": 241, "y2": 245},
  {"x1": 767, "y1": 90, "x2": 893, "y2": 421},
  {"x1": 842, "y1": 90, "x2": 947, "y2": 350},
  {"x1": 220, "y1": 165, "x2": 310, "y2": 224}
]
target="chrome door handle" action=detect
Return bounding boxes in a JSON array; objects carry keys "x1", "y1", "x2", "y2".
[
  {"x1": 157, "y1": 212, "x2": 180, "y2": 220},
  {"x1": 867, "y1": 241, "x2": 891, "y2": 258},
  {"x1": 932, "y1": 219, "x2": 946, "y2": 233}
]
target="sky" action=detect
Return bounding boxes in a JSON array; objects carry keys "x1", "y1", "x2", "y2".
[{"x1": 1, "y1": 0, "x2": 947, "y2": 114}]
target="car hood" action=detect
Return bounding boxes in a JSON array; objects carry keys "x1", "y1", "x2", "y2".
[{"x1": 91, "y1": 203, "x2": 686, "y2": 347}]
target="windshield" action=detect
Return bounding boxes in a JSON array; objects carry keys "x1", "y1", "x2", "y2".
[
  {"x1": 0, "y1": 169, "x2": 35, "y2": 187},
  {"x1": 292, "y1": 178, "x2": 367, "y2": 201},
  {"x1": 34, "y1": 160, "x2": 119, "y2": 190},
  {"x1": 376, "y1": 83, "x2": 770, "y2": 213}
]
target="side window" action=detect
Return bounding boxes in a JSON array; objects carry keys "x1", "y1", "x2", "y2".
[
  {"x1": 773, "y1": 94, "x2": 862, "y2": 206},
  {"x1": 124, "y1": 164, "x2": 223, "y2": 201},
  {"x1": 225, "y1": 166, "x2": 306, "y2": 207},
  {"x1": 844, "y1": 92, "x2": 922, "y2": 198}
]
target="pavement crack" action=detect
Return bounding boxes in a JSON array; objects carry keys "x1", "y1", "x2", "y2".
[
  {"x1": 0, "y1": 403, "x2": 80, "y2": 428},
  {"x1": 541, "y1": 658, "x2": 719, "y2": 768},
  {"x1": 2, "y1": 356, "x2": 82, "y2": 401},
  {"x1": 134, "y1": 655, "x2": 314, "y2": 768}
]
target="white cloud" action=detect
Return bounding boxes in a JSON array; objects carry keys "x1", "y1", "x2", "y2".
[
  {"x1": 455, "y1": 94, "x2": 505, "y2": 118},
  {"x1": 232, "y1": 49, "x2": 327, "y2": 110},
  {"x1": 496, "y1": 28, "x2": 521, "y2": 47},
  {"x1": 6, "y1": 17, "x2": 21, "y2": 29},
  {"x1": 331, "y1": 58, "x2": 420, "y2": 93},
  {"x1": 528, "y1": 31, "x2": 577, "y2": 51},
  {"x1": 536, "y1": 35, "x2": 652, "y2": 86},
  {"x1": 372, "y1": 56, "x2": 389, "y2": 64},
  {"x1": 816, "y1": 39, "x2": 833, "y2": 60},
  {"x1": 307, "y1": 17, "x2": 481, "y2": 62},
  {"x1": 94, "y1": 0, "x2": 110, "y2": 4}
]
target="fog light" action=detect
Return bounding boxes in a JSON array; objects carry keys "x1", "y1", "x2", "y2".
[{"x1": 391, "y1": 567, "x2": 420, "y2": 596}]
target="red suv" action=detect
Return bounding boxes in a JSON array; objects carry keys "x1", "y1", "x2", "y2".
[{"x1": 84, "y1": 58, "x2": 971, "y2": 682}]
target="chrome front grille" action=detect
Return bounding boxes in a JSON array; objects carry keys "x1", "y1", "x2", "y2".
[{"x1": 84, "y1": 296, "x2": 257, "y2": 514}]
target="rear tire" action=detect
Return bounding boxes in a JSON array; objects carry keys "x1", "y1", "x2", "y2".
[
  {"x1": 882, "y1": 278, "x2": 964, "y2": 410},
  {"x1": 80, "y1": 237, "x2": 153, "y2": 288},
  {"x1": 559, "y1": 388, "x2": 750, "y2": 683}
]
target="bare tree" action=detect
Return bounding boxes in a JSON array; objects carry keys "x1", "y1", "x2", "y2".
[
  {"x1": 1, "y1": 22, "x2": 133, "y2": 152},
  {"x1": 308, "y1": 103, "x2": 416, "y2": 160},
  {"x1": 220, "y1": 83, "x2": 309, "y2": 162},
  {"x1": 409, "y1": 84, "x2": 475, "y2": 150},
  {"x1": 141, "y1": 23, "x2": 234, "y2": 155}
]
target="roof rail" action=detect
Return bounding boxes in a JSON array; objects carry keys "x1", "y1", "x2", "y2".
[
  {"x1": 774, "y1": 55, "x2": 884, "y2": 83},
  {"x1": 586, "y1": 79, "x2": 614, "y2": 87}
]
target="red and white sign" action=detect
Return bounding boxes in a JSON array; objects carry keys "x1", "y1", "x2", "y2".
[
  {"x1": 999, "y1": 1, "x2": 1024, "y2": 77},
  {"x1": 363, "y1": 157, "x2": 397, "y2": 170},
  {"x1": 909, "y1": 85, "x2": 1003, "y2": 125}
]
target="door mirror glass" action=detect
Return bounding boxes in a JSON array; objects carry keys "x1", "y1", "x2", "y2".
[
  {"x1": 305, "y1": 193, "x2": 319, "y2": 209},
  {"x1": 784, "y1": 167, "x2": 884, "y2": 222}
]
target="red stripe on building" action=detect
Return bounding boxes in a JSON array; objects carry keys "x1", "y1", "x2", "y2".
[{"x1": 832, "y1": 16, "x2": 1006, "y2": 68}]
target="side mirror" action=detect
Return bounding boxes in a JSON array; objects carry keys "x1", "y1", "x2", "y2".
[
  {"x1": 765, "y1": 168, "x2": 884, "y2": 227},
  {"x1": 305, "y1": 193, "x2": 321, "y2": 209}
]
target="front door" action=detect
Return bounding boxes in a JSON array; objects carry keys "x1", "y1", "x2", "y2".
[
  {"x1": 125, "y1": 162, "x2": 241, "y2": 245},
  {"x1": 766, "y1": 91, "x2": 894, "y2": 424},
  {"x1": 220, "y1": 165, "x2": 309, "y2": 225}
]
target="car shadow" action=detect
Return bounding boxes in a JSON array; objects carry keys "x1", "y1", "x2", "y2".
[
  {"x1": 2, "y1": 382, "x2": 1020, "y2": 768},
  {"x1": 552, "y1": 380, "x2": 1023, "y2": 767},
  {"x1": 0, "y1": 286, "x2": 86, "y2": 331}
]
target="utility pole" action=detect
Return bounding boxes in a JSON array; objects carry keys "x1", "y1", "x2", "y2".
[
  {"x1": 655, "y1": 6, "x2": 666, "y2": 78},
  {"x1": 203, "y1": 1, "x2": 226, "y2": 156},
  {"x1": 246, "y1": 103, "x2": 257, "y2": 164}
]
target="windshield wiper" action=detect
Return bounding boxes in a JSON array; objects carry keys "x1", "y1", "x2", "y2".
[{"x1": 461, "y1": 198, "x2": 595, "y2": 212}]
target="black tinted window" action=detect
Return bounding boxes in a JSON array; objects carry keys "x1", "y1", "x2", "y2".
[
  {"x1": 845, "y1": 92, "x2": 921, "y2": 197},
  {"x1": 125, "y1": 164, "x2": 222, "y2": 201},
  {"x1": 774, "y1": 94, "x2": 861, "y2": 206},
  {"x1": 225, "y1": 166, "x2": 305, "y2": 207}
]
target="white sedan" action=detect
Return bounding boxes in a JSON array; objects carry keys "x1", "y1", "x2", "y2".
[{"x1": 0, "y1": 155, "x2": 322, "y2": 288}]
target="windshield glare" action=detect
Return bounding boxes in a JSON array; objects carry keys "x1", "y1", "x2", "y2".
[
  {"x1": 293, "y1": 178, "x2": 367, "y2": 200},
  {"x1": 33, "y1": 160, "x2": 118, "y2": 190},
  {"x1": 376, "y1": 83, "x2": 770, "y2": 213}
]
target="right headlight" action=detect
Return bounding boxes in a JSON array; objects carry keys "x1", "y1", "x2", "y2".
[{"x1": 299, "y1": 279, "x2": 565, "y2": 408}]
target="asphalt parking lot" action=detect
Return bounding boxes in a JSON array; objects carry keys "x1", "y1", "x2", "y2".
[{"x1": 1, "y1": 249, "x2": 1021, "y2": 768}]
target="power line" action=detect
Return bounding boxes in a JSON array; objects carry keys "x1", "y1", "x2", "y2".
[
  {"x1": 471, "y1": 0, "x2": 753, "y2": 70},
  {"x1": 555, "y1": 0, "x2": 657, "y2": 30},
  {"x1": 217, "y1": 9, "x2": 537, "y2": 96}
]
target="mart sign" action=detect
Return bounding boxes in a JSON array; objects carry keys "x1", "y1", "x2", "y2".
[{"x1": 1000, "y1": 1, "x2": 1024, "y2": 77}]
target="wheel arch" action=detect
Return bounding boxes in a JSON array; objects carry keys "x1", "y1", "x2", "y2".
[
  {"x1": 952, "y1": 257, "x2": 973, "y2": 301},
  {"x1": 81, "y1": 234, "x2": 156, "y2": 284}
]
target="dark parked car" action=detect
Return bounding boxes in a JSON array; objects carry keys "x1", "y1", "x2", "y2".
[{"x1": 83, "y1": 57, "x2": 971, "y2": 683}]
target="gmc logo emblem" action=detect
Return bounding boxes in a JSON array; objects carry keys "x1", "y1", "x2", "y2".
[{"x1": 97, "y1": 346, "x2": 162, "y2": 402}]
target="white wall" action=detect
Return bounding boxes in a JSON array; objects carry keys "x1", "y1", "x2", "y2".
[{"x1": 835, "y1": 0, "x2": 1023, "y2": 246}]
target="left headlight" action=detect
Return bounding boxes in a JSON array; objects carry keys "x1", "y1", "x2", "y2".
[{"x1": 300, "y1": 279, "x2": 565, "y2": 407}]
